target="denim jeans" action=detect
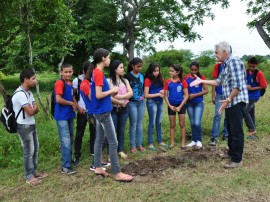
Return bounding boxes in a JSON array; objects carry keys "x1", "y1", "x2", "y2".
[
  {"x1": 56, "y1": 119, "x2": 74, "y2": 169},
  {"x1": 17, "y1": 124, "x2": 39, "y2": 180},
  {"x1": 244, "y1": 100, "x2": 257, "y2": 132},
  {"x1": 74, "y1": 113, "x2": 96, "y2": 158},
  {"x1": 94, "y1": 112, "x2": 120, "y2": 174},
  {"x1": 146, "y1": 99, "x2": 164, "y2": 145},
  {"x1": 128, "y1": 100, "x2": 145, "y2": 148},
  {"x1": 226, "y1": 102, "x2": 246, "y2": 163},
  {"x1": 187, "y1": 101, "x2": 204, "y2": 142},
  {"x1": 211, "y1": 93, "x2": 228, "y2": 139},
  {"x1": 111, "y1": 106, "x2": 129, "y2": 152}
]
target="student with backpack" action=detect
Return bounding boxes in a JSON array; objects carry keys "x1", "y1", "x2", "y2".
[
  {"x1": 73, "y1": 61, "x2": 96, "y2": 166},
  {"x1": 53, "y1": 63, "x2": 77, "y2": 175},
  {"x1": 244, "y1": 57, "x2": 267, "y2": 139},
  {"x1": 12, "y1": 69, "x2": 48, "y2": 185}
]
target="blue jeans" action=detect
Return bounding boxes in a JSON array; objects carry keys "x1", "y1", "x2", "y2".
[
  {"x1": 56, "y1": 119, "x2": 74, "y2": 169},
  {"x1": 226, "y1": 102, "x2": 245, "y2": 163},
  {"x1": 244, "y1": 100, "x2": 257, "y2": 132},
  {"x1": 187, "y1": 101, "x2": 204, "y2": 142},
  {"x1": 94, "y1": 112, "x2": 120, "y2": 174},
  {"x1": 211, "y1": 93, "x2": 228, "y2": 139},
  {"x1": 111, "y1": 106, "x2": 129, "y2": 152},
  {"x1": 146, "y1": 99, "x2": 164, "y2": 145},
  {"x1": 17, "y1": 124, "x2": 39, "y2": 180},
  {"x1": 128, "y1": 100, "x2": 145, "y2": 148}
]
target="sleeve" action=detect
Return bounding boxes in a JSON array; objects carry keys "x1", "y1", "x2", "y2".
[
  {"x1": 257, "y1": 71, "x2": 268, "y2": 87},
  {"x1": 212, "y1": 64, "x2": 219, "y2": 78},
  {"x1": 93, "y1": 70, "x2": 104, "y2": 87},
  {"x1": 184, "y1": 74, "x2": 189, "y2": 80},
  {"x1": 81, "y1": 81, "x2": 90, "y2": 96},
  {"x1": 182, "y1": 80, "x2": 188, "y2": 88},
  {"x1": 144, "y1": 78, "x2": 151, "y2": 87},
  {"x1": 230, "y1": 59, "x2": 245, "y2": 90},
  {"x1": 55, "y1": 80, "x2": 65, "y2": 95},
  {"x1": 164, "y1": 79, "x2": 170, "y2": 90},
  {"x1": 16, "y1": 91, "x2": 29, "y2": 107},
  {"x1": 72, "y1": 77, "x2": 78, "y2": 89}
]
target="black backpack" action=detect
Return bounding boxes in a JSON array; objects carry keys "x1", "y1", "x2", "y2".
[
  {"x1": 247, "y1": 69, "x2": 266, "y2": 97},
  {"x1": 1, "y1": 90, "x2": 26, "y2": 133},
  {"x1": 51, "y1": 79, "x2": 66, "y2": 117},
  {"x1": 74, "y1": 77, "x2": 82, "y2": 102}
]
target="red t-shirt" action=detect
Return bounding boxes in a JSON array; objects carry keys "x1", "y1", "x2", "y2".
[
  {"x1": 80, "y1": 79, "x2": 90, "y2": 96},
  {"x1": 55, "y1": 80, "x2": 72, "y2": 95}
]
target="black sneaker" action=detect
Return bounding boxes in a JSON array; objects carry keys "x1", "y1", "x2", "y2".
[
  {"x1": 90, "y1": 165, "x2": 106, "y2": 172},
  {"x1": 61, "y1": 167, "x2": 76, "y2": 175},
  {"x1": 208, "y1": 138, "x2": 216, "y2": 146},
  {"x1": 101, "y1": 162, "x2": 111, "y2": 167},
  {"x1": 73, "y1": 157, "x2": 81, "y2": 167}
]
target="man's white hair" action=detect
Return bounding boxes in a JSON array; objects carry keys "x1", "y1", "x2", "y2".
[{"x1": 215, "y1": 41, "x2": 231, "y2": 54}]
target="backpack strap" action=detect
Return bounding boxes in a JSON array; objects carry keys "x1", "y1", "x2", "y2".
[{"x1": 13, "y1": 89, "x2": 28, "y2": 120}]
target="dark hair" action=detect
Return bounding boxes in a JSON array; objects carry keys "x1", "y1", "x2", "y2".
[
  {"x1": 189, "y1": 61, "x2": 202, "y2": 78},
  {"x1": 248, "y1": 57, "x2": 259, "y2": 65},
  {"x1": 61, "y1": 63, "x2": 73, "y2": 71},
  {"x1": 85, "y1": 62, "x2": 95, "y2": 81},
  {"x1": 93, "y1": 48, "x2": 110, "y2": 65},
  {"x1": 109, "y1": 60, "x2": 126, "y2": 86},
  {"x1": 83, "y1": 61, "x2": 90, "y2": 73},
  {"x1": 127, "y1": 57, "x2": 143, "y2": 72},
  {"x1": 145, "y1": 62, "x2": 164, "y2": 87},
  {"x1": 20, "y1": 69, "x2": 35, "y2": 83},
  {"x1": 170, "y1": 64, "x2": 183, "y2": 81}
]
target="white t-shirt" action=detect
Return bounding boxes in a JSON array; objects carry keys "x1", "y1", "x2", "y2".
[
  {"x1": 72, "y1": 74, "x2": 86, "y2": 110},
  {"x1": 12, "y1": 86, "x2": 35, "y2": 125}
]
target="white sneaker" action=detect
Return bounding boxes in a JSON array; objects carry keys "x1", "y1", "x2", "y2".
[
  {"x1": 187, "y1": 141, "x2": 196, "y2": 147},
  {"x1": 196, "y1": 141, "x2": 202, "y2": 148}
]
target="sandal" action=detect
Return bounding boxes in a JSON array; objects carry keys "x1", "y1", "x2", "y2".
[
  {"x1": 130, "y1": 148, "x2": 137, "y2": 153},
  {"x1": 95, "y1": 171, "x2": 110, "y2": 178},
  {"x1": 138, "y1": 146, "x2": 146, "y2": 152},
  {"x1": 169, "y1": 143, "x2": 175, "y2": 149},
  {"x1": 35, "y1": 172, "x2": 48, "y2": 179},
  {"x1": 26, "y1": 177, "x2": 42, "y2": 186},
  {"x1": 115, "y1": 172, "x2": 134, "y2": 182}
]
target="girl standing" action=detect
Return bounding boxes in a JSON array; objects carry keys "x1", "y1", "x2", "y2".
[
  {"x1": 164, "y1": 64, "x2": 189, "y2": 148},
  {"x1": 91, "y1": 48, "x2": 133, "y2": 182},
  {"x1": 107, "y1": 60, "x2": 133, "y2": 159},
  {"x1": 144, "y1": 62, "x2": 168, "y2": 151},
  {"x1": 185, "y1": 61, "x2": 208, "y2": 148},
  {"x1": 125, "y1": 57, "x2": 145, "y2": 153}
]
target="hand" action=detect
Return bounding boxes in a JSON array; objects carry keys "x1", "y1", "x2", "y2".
[
  {"x1": 218, "y1": 99, "x2": 230, "y2": 113},
  {"x1": 158, "y1": 93, "x2": 164, "y2": 98},
  {"x1": 169, "y1": 105, "x2": 176, "y2": 112},
  {"x1": 189, "y1": 94, "x2": 195, "y2": 100},
  {"x1": 190, "y1": 75, "x2": 202, "y2": 87},
  {"x1": 212, "y1": 98, "x2": 215, "y2": 105},
  {"x1": 247, "y1": 85, "x2": 253, "y2": 90},
  {"x1": 111, "y1": 86, "x2": 119, "y2": 96},
  {"x1": 78, "y1": 107, "x2": 86, "y2": 114},
  {"x1": 120, "y1": 101, "x2": 126, "y2": 107},
  {"x1": 159, "y1": 90, "x2": 164, "y2": 95},
  {"x1": 175, "y1": 106, "x2": 181, "y2": 112}
]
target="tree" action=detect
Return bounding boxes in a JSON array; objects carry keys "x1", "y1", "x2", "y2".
[
  {"x1": 243, "y1": 0, "x2": 270, "y2": 49},
  {"x1": 195, "y1": 50, "x2": 216, "y2": 68},
  {"x1": 113, "y1": 0, "x2": 229, "y2": 60}
]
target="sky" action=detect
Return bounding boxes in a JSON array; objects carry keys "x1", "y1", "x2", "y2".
[{"x1": 155, "y1": 0, "x2": 270, "y2": 57}]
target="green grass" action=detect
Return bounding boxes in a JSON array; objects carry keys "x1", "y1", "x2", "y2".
[{"x1": 1, "y1": 72, "x2": 270, "y2": 201}]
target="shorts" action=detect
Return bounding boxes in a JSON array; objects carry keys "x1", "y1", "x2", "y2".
[{"x1": 168, "y1": 103, "x2": 187, "y2": 115}]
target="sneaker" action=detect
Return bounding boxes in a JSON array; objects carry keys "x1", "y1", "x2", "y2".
[
  {"x1": 90, "y1": 165, "x2": 106, "y2": 172},
  {"x1": 219, "y1": 153, "x2": 231, "y2": 160},
  {"x1": 208, "y1": 138, "x2": 216, "y2": 146},
  {"x1": 247, "y1": 135, "x2": 258, "y2": 140},
  {"x1": 119, "y1": 151, "x2": 128, "y2": 159},
  {"x1": 101, "y1": 162, "x2": 111, "y2": 167},
  {"x1": 187, "y1": 141, "x2": 196, "y2": 147},
  {"x1": 73, "y1": 157, "x2": 81, "y2": 167},
  {"x1": 148, "y1": 145, "x2": 156, "y2": 151},
  {"x1": 159, "y1": 143, "x2": 169, "y2": 149},
  {"x1": 196, "y1": 141, "x2": 202, "y2": 148},
  {"x1": 61, "y1": 167, "x2": 76, "y2": 175},
  {"x1": 224, "y1": 161, "x2": 242, "y2": 169}
]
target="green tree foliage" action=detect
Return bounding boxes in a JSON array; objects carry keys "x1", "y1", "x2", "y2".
[
  {"x1": 194, "y1": 50, "x2": 216, "y2": 68},
  {"x1": 113, "y1": 0, "x2": 229, "y2": 60},
  {"x1": 243, "y1": 0, "x2": 270, "y2": 49},
  {"x1": 0, "y1": 0, "x2": 78, "y2": 74}
]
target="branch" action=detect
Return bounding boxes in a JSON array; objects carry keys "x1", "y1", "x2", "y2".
[
  {"x1": 0, "y1": 29, "x2": 20, "y2": 50},
  {"x1": 255, "y1": 11, "x2": 270, "y2": 49}
]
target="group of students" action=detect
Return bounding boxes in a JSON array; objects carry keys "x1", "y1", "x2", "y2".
[{"x1": 12, "y1": 44, "x2": 267, "y2": 186}]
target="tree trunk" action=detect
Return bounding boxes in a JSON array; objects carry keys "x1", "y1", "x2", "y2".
[
  {"x1": 255, "y1": 12, "x2": 270, "y2": 49},
  {"x1": 0, "y1": 80, "x2": 8, "y2": 102},
  {"x1": 58, "y1": 56, "x2": 65, "y2": 79},
  {"x1": 127, "y1": 28, "x2": 135, "y2": 60}
]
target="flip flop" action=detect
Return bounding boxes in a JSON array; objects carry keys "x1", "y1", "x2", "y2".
[
  {"x1": 26, "y1": 177, "x2": 42, "y2": 186},
  {"x1": 35, "y1": 172, "x2": 48, "y2": 179},
  {"x1": 115, "y1": 174, "x2": 134, "y2": 182},
  {"x1": 95, "y1": 171, "x2": 110, "y2": 178}
]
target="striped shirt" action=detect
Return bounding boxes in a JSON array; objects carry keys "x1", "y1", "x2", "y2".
[{"x1": 216, "y1": 55, "x2": 249, "y2": 108}]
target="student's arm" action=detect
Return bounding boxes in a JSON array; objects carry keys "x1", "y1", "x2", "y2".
[
  {"x1": 164, "y1": 90, "x2": 175, "y2": 112},
  {"x1": 190, "y1": 75, "x2": 219, "y2": 87},
  {"x1": 96, "y1": 86, "x2": 119, "y2": 99},
  {"x1": 114, "y1": 80, "x2": 133, "y2": 100},
  {"x1": 176, "y1": 88, "x2": 189, "y2": 112},
  {"x1": 56, "y1": 94, "x2": 76, "y2": 109},
  {"x1": 23, "y1": 104, "x2": 38, "y2": 116},
  {"x1": 189, "y1": 83, "x2": 208, "y2": 99}
]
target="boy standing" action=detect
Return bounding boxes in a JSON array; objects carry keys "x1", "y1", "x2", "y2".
[
  {"x1": 54, "y1": 63, "x2": 77, "y2": 174},
  {"x1": 244, "y1": 57, "x2": 267, "y2": 139},
  {"x1": 12, "y1": 69, "x2": 48, "y2": 185}
]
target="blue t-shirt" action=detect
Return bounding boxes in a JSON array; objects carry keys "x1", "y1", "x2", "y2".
[
  {"x1": 185, "y1": 74, "x2": 206, "y2": 103},
  {"x1": 246, "y1": 72, "x2": 260, "y2": 101},
  {"x1": 144, "y1": 78, "x2": 163, "y2": 102},
  {"x1": 164, "y1": 78, "x2": 188, "y2": 105},
  {"x1": 125, "y1": 72, "x2": 144, "y2": 101},
  {"x1": 91, "y1": 68, "x2": 113, "y2": 114}
]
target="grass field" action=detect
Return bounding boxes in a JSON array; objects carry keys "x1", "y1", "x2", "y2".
[{"x1": 1, "y1": 71, "x2": 270, "y2": 201}]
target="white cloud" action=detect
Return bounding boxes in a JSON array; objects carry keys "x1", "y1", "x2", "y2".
[{"x1": 155, "y1": 0, "x2": 270, "y2": 57}]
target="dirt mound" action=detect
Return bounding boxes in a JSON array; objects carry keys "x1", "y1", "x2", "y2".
[{"x1": 122, "y1": 146, "x2": 227, "y2": 177}]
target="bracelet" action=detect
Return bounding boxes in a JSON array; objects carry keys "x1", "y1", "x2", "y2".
[{"x1": 226, "y1": 97, "x2": 231, "y2": 103}]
